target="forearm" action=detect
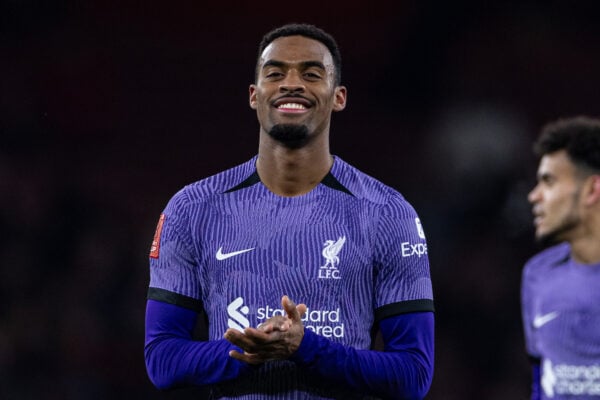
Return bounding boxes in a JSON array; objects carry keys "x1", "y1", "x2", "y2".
[
  {"x1": 290, "y1": 312, "x2": 434, "y2": 400},
  {"x1": 530, "y1": 359, "x2": 541, "y2": 400},
  {"x1": 145, "y1": 299, "x2": 251, "y2": 389}
]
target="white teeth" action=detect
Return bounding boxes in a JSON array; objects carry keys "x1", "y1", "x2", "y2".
[{"x1": 278, "y1": 103, "x2": 306, "y2": 109}]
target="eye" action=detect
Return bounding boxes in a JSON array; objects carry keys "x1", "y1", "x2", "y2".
[
  {"x1": 263, "y1": 68, "x2": 285, "y2": 80},
  {"x1": 265, "y1": 71, "x2": 283, "y2": 79},
  {"x1": 540, "y1": 175, "x2": 556, "y2": 186},
  {"x1": 304, "y1": 71, "x2": 322, "y2": 81}
]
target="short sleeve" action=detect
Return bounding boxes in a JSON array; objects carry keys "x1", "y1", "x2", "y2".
[
  {"x1": 148, "y1": 188, "x2": 203, "y2": 308},
  {"x1": 372, "y1": 196, "x2": 434, "y2": 321}
]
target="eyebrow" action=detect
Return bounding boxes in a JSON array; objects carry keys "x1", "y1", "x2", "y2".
[{"x1": 262, "y1": 59, "x2": 327, "y2": 71}]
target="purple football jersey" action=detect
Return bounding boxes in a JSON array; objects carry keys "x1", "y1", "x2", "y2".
[
  {"x1": 149, "y1": 155, "x2": 434, "y2": 398},
  {"x1": 522, "y1": 243, "x2": 600, "y2": 399}
]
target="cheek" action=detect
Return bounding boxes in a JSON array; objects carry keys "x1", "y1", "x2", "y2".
[
  {"x1": 545, "y1": 193, "x2": 562, "y2": 209},
  {"x1": 254, "y1": 96, "x2": 270, "y2": 114},
  {"x1": 545, "y1": 192, "x2": 572, "y2": 216}
]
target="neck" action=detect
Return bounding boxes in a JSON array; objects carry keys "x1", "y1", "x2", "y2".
[
  {"x1": 256, "y1": 131, "x2": 333, "y2": 197},
  {"x1": 569, "y1": 215, "x2": 600, "y2": 264}
]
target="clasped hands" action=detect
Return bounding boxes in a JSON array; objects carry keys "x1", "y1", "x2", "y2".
[{"x1": 224, "y1": 295, "x2": 307, "y2": 364}]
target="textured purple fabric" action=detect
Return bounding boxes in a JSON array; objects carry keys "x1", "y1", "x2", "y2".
[
  {"x1": 146, "y1": 155, "x2": 435, "y2": 398},
  {"x1": 522, "y1": 243, "x2": 600, "y2": 399}
]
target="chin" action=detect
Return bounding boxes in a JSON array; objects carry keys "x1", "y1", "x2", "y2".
[{"x1": 535, "y1": 230, "x2": 562, "y2": 247}]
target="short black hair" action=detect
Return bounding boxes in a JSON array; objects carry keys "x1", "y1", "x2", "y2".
[
  {"x1": 256, "y1": 23, "x2": 342, "y2": 86},
  {"x1": 534, "y1": 115, "x2": 600, "y2": 173}
]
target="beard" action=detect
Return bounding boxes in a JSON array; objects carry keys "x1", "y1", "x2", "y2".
[
  {"x1": 267, "y1": 124, "x2": 309, "y2": 149},
  {"x1": 535, "y1": 215, "x2": 580, "y2": 247},
  {"x1": 535, "y1": 191, "x2": 581, "y2": 247}
]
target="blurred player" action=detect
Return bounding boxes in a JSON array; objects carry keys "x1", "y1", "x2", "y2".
[{"x1": 522, "y1": 116, "x2": 600, "y2": 399}]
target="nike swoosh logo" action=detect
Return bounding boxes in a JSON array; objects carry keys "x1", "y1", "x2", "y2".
[
  {"x1": 216, "y1": 247, "x2": 255, "y2": 260},
  {"x1": 533, "y1": 311, "x2": 559, "y2": 329}
]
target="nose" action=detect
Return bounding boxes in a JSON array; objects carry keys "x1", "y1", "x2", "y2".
[
  {"x1": 528, "y1": 184, "x2": 541, "y2": 204},
  {"x1": 279, "y1": 70, "x2": 305, "y2": 93}
]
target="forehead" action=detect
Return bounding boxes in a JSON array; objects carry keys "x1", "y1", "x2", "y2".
[
  {"x1": 259, "y1": 35, "x2": 334, "y2": 69},
  {"x1": 538, "y1": 150, "x2": 577, "y2": 178}
]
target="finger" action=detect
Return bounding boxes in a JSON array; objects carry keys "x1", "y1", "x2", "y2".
[
  {"x1": 281, "y1": 295, "x2": 301, "y2": 322},
  {"x1": 243, "y1": 326, "x2": 273, "y2": 341},
  {"x1": 297, "y1": 303, "x2": 307, "y2": 318},
  {"x1": 257, "y1": 322, "x2": 272, "y2": 332},
  {"x1": 257, "y1": 317, "x2": 289, "y2": 332},
  {"x1": 224, "y1": 328, "x2": 260, "y2": 351},
  {"x1": 228, "y1": 349, "x2": 264, "y2": 365}
]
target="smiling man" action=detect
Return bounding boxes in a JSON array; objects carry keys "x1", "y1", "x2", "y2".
[
  {"x1": 521, "y1": 116, "x2": 600, "y2": 400},
  {"x1": 144, "y1": 23, "x2": 434, "y2": 399}
]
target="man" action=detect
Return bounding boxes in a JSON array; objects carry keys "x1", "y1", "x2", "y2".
[
  {"x1": 521, "y1": 116, "x2": 600, "y2": 399},
  {"x1": 145, "y1": 23, "x2": 434, "y2": 399}
]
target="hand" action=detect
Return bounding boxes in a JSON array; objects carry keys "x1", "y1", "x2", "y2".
[
  {"x1": 224, "y1": 295, "x2": 307, "y2": 364},
  {"x1": 255, "y1": 298, "x2": 306, "y2": 333}
]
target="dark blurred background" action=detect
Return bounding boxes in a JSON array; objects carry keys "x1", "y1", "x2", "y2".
[{"x1": 2, "y1": 1, "x2": 600, "y2": 399}]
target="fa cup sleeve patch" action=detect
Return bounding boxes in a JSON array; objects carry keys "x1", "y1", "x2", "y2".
[{"x1": 149, "y1": 213, "x2": 165, "y2": 259}]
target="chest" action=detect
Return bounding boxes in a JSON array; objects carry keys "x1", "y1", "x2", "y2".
[
  {"x1": 532, "y1": 268, "x2": 600, "y2": 361},
  {"x1": 194, "y1": 198, "x2": 375, "y2": 305}
]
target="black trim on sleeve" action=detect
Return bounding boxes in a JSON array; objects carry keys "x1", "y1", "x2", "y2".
[
  {"x1": 321, "y1": 172, "x2": 354, "y2": 196},
  {"x1": 223, "y1": 171, "x2": 261, "y2": 194},
  {"x1": 374, "y1": 299, "x2": 435, "y2": 322},
  {"x1": 147, "y1": 287, "x2": 204, "y2": 312}
]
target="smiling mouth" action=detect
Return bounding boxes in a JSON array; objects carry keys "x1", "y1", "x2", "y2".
[
  {"x1": 277, "y1": 103, "x2": 308, "y2": 111},
  {"x1": 273, "y1": 95, "x2": 312, "y2": 111}
]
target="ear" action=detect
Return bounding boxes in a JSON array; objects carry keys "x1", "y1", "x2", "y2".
[
  {"x1": 332, "y1": 86, "x2": 347, "y2": 112},
  {"x1": 249, "y1": 84, "x2": 257, "y2": 110},
  {"x1": 583, "y1": 175, "x2": 600, "y2": 206}
]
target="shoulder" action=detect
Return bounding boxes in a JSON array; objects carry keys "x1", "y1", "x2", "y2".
[
  {"x1": 331, "y1": 156, "x2": 416, "y2": 217},
  {"x1": 523, "y1": 242, "x2": 570, "y2": 278},
  {"x1": 168, "y1": 158, "x2": 257, "y2": 207}
]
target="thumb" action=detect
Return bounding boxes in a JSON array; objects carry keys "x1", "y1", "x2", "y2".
[{"x1": 282, "y1": 295, "x2": 302, "y2": 322}]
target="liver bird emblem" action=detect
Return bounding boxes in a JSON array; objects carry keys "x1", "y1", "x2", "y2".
[{"x1": 321, "y1": 236, "x2": 346, "y2": 269}]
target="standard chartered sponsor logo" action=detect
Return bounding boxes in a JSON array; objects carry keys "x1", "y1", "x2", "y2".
[
  {"x1": 227, "y1": 297, "x2": 250, "y2": 331},
  {"x1": 543, "y1": 359, "x2": 600, "y2": 397},
  {"x1": 257, "y1": 305, "x2": 345, "y2": 338},
  {"x1": 227, "y1": 298, "x2": 345, "y2": 338},
  {"x1": 542, "y1": 359, "x2": 557, "y2": 397}
]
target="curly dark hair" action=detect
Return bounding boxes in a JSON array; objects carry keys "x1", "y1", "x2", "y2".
[
  {"x1": 255, "y1": 23, "x2": 342, "y2": 86},
  {"x1": 534, "y1": 116, "x2": 600, "y2": 174}
]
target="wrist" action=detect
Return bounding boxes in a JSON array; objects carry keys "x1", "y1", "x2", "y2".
[{"x1": 289, "y1": 328, "x2": 318, "y2": 365}]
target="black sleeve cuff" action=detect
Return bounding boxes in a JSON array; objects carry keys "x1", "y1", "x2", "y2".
[
  {"x1": 374, "y1": 299, "x2": 435, "y2": 323},
  {"x1": 147, "y1": 287, "x2": 204, "y2": 312}
]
